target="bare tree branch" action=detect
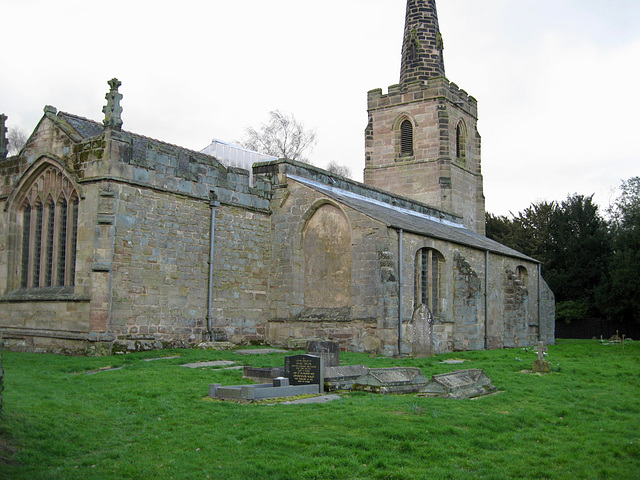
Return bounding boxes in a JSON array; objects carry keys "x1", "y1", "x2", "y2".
[
  {"x1": 239, "y1": 110, "x2": 316, "y2": 163},
  {"x1": 8, "y1": 127, "x2": 28, "y2": 156}
]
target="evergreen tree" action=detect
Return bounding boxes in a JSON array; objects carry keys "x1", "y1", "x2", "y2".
[{"x1": 605, "y1": 177, "x2": 640, "y2": 324}]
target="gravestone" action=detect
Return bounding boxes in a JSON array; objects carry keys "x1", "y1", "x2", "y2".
[
  {"x1": 352, "y1": 367, "x2": 428, "y2": 394},
  {"x1": 532, "y1": 341, "x2": 550, "y2": 373},
  {"x1": 324, "y1": 365, "x2": 370, "y2": 391},
  {"x1": 418, "y1": 369, "x2": 496, "y2": 399},
  {"x1": 285, "y1": 354, "x2": 324, "y2": 393},
  {"x1": 411, "y1": 304, "x2": 434, "y2": 358},
  {"x1": 306, "y1": 340, "x2": 340, "y2": 367}
]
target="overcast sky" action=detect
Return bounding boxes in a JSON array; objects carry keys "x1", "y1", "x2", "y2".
[{"x1": 2, "y1": 0, "x2": 639, "y2": 216}]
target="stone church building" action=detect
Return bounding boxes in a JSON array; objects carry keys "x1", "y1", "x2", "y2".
[{"x1": 0, "y1": 0, "x2": 554, "y2": 355}]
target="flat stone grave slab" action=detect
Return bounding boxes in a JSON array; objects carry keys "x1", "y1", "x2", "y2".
[
  {"x1": 439, "y1": 359, "x2": 466, "y2": 365},
  {"x1": 143, "y1": 355, "x2": 181, "y2": 362},
  {"x1": 277, "y1": 394, "x2": 341, "y2": 405},
  {"x1": 417, "y1": 369, "x2": 496, "y2": 399},
  {"x1": 243, "y1": 366, "x2": 286, "y2": 384},
  {"x1": 209, "y1": 377, "x2": 320, "y2": 402},
  {"x1": 235, "y1": 348, "x2": 288, "y2": 355},
  {"x1": 324, "y1": 365, "x2": 369, "y2": 391},
  {"x1": 285, "y1": 354, "x2": 324, "y2": 393},
  {"x1": 181, "y1": 360, "x2": 236, "y2": 368},
  {"x1": 352, "y1": 367, "x2": 428, "y2": 394},
  {"x1": 85, "y1": 366, "x2": 124, "y2": 375}
]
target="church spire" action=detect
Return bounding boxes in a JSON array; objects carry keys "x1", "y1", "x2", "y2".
[{"x1": 400, "y1": 0, "x2": 445, "y2": 85}]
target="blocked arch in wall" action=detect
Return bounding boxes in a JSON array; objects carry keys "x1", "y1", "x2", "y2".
[
  {"x1": 5, "y1": 157, "x2": 81, "y2": 291},
  {"x1": 300, "y1": 199, "x2": 352, "y2": 309}
]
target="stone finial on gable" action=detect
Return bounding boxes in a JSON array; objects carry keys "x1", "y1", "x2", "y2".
[
  {"x1": 0, "y1": 114, "x2": 8, "y2": 159},
  {"x1": 102, "y1": 78, "x2": 123, "y2": 130}
]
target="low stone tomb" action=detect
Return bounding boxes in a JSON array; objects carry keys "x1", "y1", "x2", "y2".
[
  {"x1": 352, "y1": 367, "x2": 428, "y2": 394},
  {"x1": 285, "y1": 354, "x2": 325, "y2": 393},
  {"x1": 243, "y1": 366, "x2": 285, "y2": 384},
  {"x1": 417, "y1": 369, "x2": 496, "y2": 399},
  {"x1": 209, "y1": 377, "x2": 320, "y2": 402},
  {"x1": 324, "y1": 365, "x2": 370, "y2": 391},
  {"x1": 306, "y1": 341, "x2": 340, "y2": 367}
]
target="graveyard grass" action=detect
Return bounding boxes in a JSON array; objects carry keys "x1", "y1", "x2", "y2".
[{"x1": 1, "y1": 340, "x2": 639, "y2": 480}]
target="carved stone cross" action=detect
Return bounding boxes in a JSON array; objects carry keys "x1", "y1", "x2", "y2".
[{"x1": 534, "y1": 341, "x2": 548, "y2": 362}]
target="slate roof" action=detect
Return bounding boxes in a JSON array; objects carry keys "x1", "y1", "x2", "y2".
[
  {"x1": 289, "y1": 174, "x2": 537, "y2": 263},
  {"x1": 56, "y1": 112, "x2": 219, "y2": 166},
  {"x1": 60, "y1": 113, "x2": 104, "y2": 139}
]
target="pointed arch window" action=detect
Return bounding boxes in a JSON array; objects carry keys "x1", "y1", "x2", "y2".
[
  {"x1": 400, "y1": 119, "x2": 414, "y2": 157},
  {"x1": 456, "y1": 120, "x2": 467, "y2": 159},
  {"x1": 414, "y1": 248, "x2": 443, "y2": 316},
  {"x1": 15, "y1": 164, "x2": 79, "y2": 290}
]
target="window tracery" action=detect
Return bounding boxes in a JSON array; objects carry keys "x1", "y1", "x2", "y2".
[{"x1": 16, "y1": 165, "x2": 79, "y2": 289}]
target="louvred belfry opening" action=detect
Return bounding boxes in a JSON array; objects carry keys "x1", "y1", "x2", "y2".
[{"x1": 401, "y1": 120, "x2": 414, "y2": 156}]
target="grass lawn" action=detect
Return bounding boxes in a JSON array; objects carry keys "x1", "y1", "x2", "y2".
[{"x1": 0, "y1": 339, "x2": 639, "y2": 479}]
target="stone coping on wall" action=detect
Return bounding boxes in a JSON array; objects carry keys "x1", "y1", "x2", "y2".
[
  {"x1": 0, "y1": 327, "x2": 115, "y2": 342},
  {"x1": 0, "y1": 288, "x2": 90, "y2": 303}
]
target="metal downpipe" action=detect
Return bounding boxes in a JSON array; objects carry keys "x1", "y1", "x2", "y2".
[
  {"x1": 484, "y1": 250, "x2": 490, "y2": 350},
  {"x1": 206, "y1": 192, "x2": 220, "y2": 341},
  {"x1": 398, "y1": 228, "x2": 404, "y2": 356},
  {"x1": 538, "y1": 263, "x2": 542, "y2": 342}
]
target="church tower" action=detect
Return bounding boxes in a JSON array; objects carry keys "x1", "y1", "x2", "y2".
[{"x1": 364, "y1": 0, "x2": 485, "y2": 234}]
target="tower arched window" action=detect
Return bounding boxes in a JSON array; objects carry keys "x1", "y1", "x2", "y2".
[
  {"x1": 414, "y1": 248, "x2": 443, "y2": 316},
  {"x1": 456, "y1": 120, "x2": 467, "y2": 159},
  {"x1": 400, "y1": 119, "x2": 414, "y2": 157},
  {"x1": 15, "y1": 164, "x2": 79, "y2": 290}
]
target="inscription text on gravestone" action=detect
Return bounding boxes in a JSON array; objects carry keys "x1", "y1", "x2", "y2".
[{"x1": 285, "y1": 354, "x2": 324, "y2": 393}]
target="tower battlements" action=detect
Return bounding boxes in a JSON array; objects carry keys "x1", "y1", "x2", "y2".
[{"x1": 367, "y1": 77, "x2": 477, "y2": 119}]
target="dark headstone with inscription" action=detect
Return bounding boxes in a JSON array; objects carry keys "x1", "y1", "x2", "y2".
[
  {"x1": 285, "y1": 354, "x2": 324, "y2": 393},
  {"x1": 306, "y1": 341, "x2": 340, "y2": 367}
]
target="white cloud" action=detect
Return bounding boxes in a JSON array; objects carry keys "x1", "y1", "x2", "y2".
[{"x1": 1, "y1": 0, "x2": 638, "y2": 217}]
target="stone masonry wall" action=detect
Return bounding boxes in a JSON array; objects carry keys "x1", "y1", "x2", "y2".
[
  {"x1": 0, "y1": 110, "x2": 274, "y2": 353},
  {"x1": 401, "y1": 231, "x2": 547, "y2": 355},
  {"x1": 266, "y1": 173, "x2": 397, "y2": 354},
  {"x1": 452, "y1": 250, "x2": 483, "y2": 351},
  {"x1": 209, "y1": 203, "x2": 271, "y2": 344}
]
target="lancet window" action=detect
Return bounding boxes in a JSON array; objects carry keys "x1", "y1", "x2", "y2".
[
  {"x1": 456, "y1": 120, "x2": 467, "y2": 159},
  {"x1": 414, "y1": 248, "x2": 443, "y2": 315}
]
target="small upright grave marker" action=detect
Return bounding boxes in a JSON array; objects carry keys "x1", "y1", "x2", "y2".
[
  {"x1": 532, "y1": 341, "x2": 550, "y2": 373},
  {"x1": 306, "y1": 341, "x2": 340, "y2": 367},
  {"x1": 285, "y1": 354, "x2": 324, "y2": 393}
]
